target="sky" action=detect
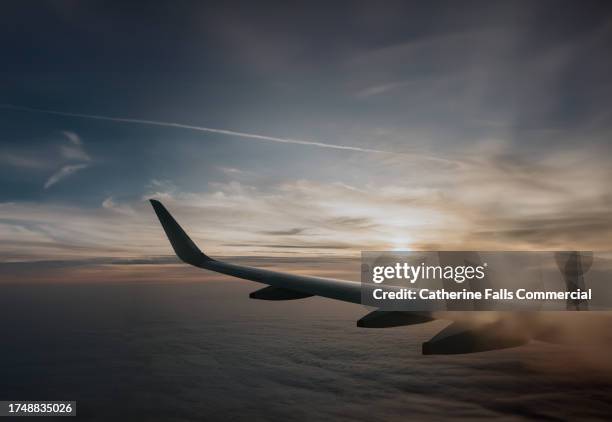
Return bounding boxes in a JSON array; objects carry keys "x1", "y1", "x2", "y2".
[{"x1": 1, "y1": 0, "x2": 612, "y2": 282}]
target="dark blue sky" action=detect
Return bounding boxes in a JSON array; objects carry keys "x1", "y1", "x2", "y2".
[{"x1": 1, "y1": 0, "x2": 612, "y2": 268}]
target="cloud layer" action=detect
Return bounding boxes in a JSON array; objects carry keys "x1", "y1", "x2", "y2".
[{"x1": 1, "y1": 139, "x2": 611, "y2": 274}]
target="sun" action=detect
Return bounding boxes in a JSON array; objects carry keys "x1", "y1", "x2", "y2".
[{"x1": 391, "y1": 237, "x2": 412, "y2": 251}]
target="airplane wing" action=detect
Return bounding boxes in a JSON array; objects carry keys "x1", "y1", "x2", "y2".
[
  {"x1": 150, "y1": 199, "x2": 528, "y2": 354},
  {"x1": 149, "y1": 199, "x2": 362, "y2": 303}
]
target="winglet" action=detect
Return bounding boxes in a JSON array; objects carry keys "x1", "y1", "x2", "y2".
[{"x1": 149, "y1": 199, "x2": 212, "y2": 267}]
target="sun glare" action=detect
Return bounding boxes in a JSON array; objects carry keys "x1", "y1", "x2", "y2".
[{"x1": 391, "y1": 237, "x2": 412, "y2": 251}]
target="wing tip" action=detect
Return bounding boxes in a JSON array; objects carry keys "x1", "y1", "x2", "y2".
[{"x1": 149, "y1": 198, "x2": 212, "y2": 266}]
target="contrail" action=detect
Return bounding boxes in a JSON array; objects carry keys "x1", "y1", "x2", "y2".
[
  {"x1": 0, "y1": 104, "x2": 460, "y2": 165},
  {"x1": 0, "y1": 104, "x2": 388, "y2": 154}
]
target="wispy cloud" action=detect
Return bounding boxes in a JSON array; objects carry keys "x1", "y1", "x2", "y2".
[
  {"x1": 43, "y1": 130, "x2": 92, "y2": 189},
  {"x1": 259, "y1": 227, "x2": 306, "y2": 236},
  {"x1": 355, "y1": 80, "x2": 413, "y2": 98},
  {"x1": 0, "y1": 130, "x2": 90, "y2": 174},
  {"x1": 60, "y1": 130, "x2": 90, "y2": 161},
  {"x1": 62, "y1": 130, "x2": 81, "y2": 145},
  {"x1": 102, "y1": 196, "x2": 136, "y2": 215},
  {"x1": 44, "y1": 163, "x2": 89, "y2": 189},
  {"x1": 0, "y1": 152, "x2": 49, "y2": 169}
]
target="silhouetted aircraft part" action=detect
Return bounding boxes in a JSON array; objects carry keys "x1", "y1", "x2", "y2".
[
  {"x1": 554, "y1": 251, "x2": 592, "y2": 310},
  {"x1": 151, "y1": 200, "x2": 536, "y2": 355},
  {"x1": 422, "y1": 321, "x2": 529, "y2": 355},
  {"x1": 250, "y1": 286, "x2": 314, "y2": 300},
  {"x1": 150, "y1": 200, "x2": 362, "y2": 304},
  {"x1": 357, "y1": 311, "x2": 433, "y2": 328},
  {"x1": 554, "y1": 251, "x2": 593, "y2": 274},
  {"x1": 150, "y1": 199, "x2": 212, "y2": 266}
]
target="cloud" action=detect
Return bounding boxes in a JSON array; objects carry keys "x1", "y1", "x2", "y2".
[
  {"x1": 102, "y1": 196, "x2": 136, "y2": 215},
  {"x1": 44, "y1": 163, "x2": 89, "y2": 189},
  {"x1": 324, "y1": 216, "x2": 378, "y2": 230},
  {"x1": 224, "y1": 243, "x2": 350, "y2": 249},
  {"x1": 0, "y1": 130, "x2": 91, "y2": 178},
  {"x1": 1, "y1": 139, "x2": 611, "y2": 267},
  {"x1": 60, "y1": 130, "x2": 90, "y2": 161},
  {"x1": 218, "y1": 167, "x2": 245, "y2": 175},
  {"x1": 259, "y1": 228, "x2": 306, "y2": 236},
  {"x1": 0, "y1": 152, "x2": 48, "y2": 169},
  {"x1": 60, "y1": 143, "x2": 90, "y2": 161},
  {"x1": 142, "y1": 142, "x2": 612, "y2": 253},
  {"x1": 355, "y1": 80, "x2": 413, "y2": 98},
  {"x1": 42, "y1": 130, "x2": 92, "y2": 189},
  {"x1": 62, "y1": 130, "x2": 81, "y2": 145}
]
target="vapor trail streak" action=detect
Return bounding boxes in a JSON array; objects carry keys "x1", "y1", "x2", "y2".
[
  {"x1": 0, "y1": 104, "x2": 460, "y2": 166},
  {"x1": 0, "y1": 104, "x2": 388, "y2": 154}
]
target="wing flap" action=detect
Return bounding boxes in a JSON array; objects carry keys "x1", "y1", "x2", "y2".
[
  {"x1": 357, "y1": 311, "x2": 434, "y2": 328},
  {"x1": 422, "y1": 321, "x2": 529, "y2": 355},
  {"x1": 250, "y1": 286, "x2": 314, "y2": 300}
]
